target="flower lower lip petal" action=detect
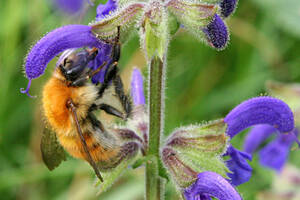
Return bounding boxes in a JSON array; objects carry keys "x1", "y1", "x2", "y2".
[
  {"x1": 259, "y1": 130, "x2": 297, "y2": 172},
  {"x1": 243, "y1": 124, "x2": 277, "y2": 154}
]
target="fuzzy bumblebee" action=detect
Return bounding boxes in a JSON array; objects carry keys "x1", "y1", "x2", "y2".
[{"x1": 41, "y1": 32, "x2": 135, "y2": 182}]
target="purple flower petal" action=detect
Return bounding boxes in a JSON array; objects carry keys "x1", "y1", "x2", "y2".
[
  {"x1": 259, "y1": 131, "x2": 297, "y2": 172},
  {"x1": 96, "y1": 0, "x2": 117, "y2": 21},
  {"x1": 225, "y1": 146, "x2": 252, "y2": 186},
  {"x1": 90, "y1": 43, "x2": 112, "y2": 84},
  {"x1": 202, "y1": 14, "x2": 228, "y2": 49},
  {"x1": 23, "y1": 25, "x2": 100, "y2": 96},
  {"x1": 131, "y1": 68, "x2": 145, "y2": 105},
  {"x1": 54, "y1": 0, "x2": 84, "y2": 14},
  {"x1": 224, "y1": 97, "x2": 294, "y2": 138},
  {"x1": 198, "y1": 194, "x2": 212, "y2": 200},
  {"x1": 184, "y1": 171, "x2": 242, "y2": 200},
  {"x1": 243, "y1": 125, "x2": 277, "y2": 155},
  {"x1": 220, "y1": 0, "x2": 238, "y2": 18},
  {"x1": 90, "y1": 0, "x2": 118, "y2": 83}
]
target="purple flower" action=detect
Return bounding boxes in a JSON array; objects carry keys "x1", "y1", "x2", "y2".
[
  {"x1": 22, "y1": 0, "x2": 118, "y2": 96},
  {"x1": 223, "y1": 96, "x2": 295, "y2": 185},
  {"x1": 202, "y1": 14, "x2": 228, "y2": 50},
  {"x1": 53, "y1": 0, "x2": 85, "y2": 14},
  {"x1": 89, "y1": 0, "x2": 118, "y2": 84},
  {"x1": 224, "y1": 146, "x2": 252, "y2": 186},
  {"x1": 184, "y1": 172, "x2": 242, "y2": 200},
  {"x1": 131, "y1": 68, "x2": 145, "y2": 106},
  {"x1": 21, "y1": 25, "x2": 101, "y2": 96}
]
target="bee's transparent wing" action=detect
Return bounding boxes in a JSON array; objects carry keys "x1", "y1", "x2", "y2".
[{"x1": 40, "y1": 128, "x2": 66, "y2": 171}]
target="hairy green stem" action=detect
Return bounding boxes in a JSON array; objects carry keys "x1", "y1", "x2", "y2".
[{"x1": 146, "y1": 56, "x2": 164, "y2": 200}]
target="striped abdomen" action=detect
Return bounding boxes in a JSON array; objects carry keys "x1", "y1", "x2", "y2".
[{"x1": 57, "y1": 131, "x2": 122, "y2": 169}]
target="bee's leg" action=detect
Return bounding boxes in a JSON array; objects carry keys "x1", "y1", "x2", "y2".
[
  {"x1": 66, "y1": 99, "x2": 104, "y2": 182},
  {"x1": 98, "y1": 61, "x2": 118, "y2": 97},
  {"x1": 98, "y1": 26, "x2": 121, "y2": 97},
  {"x1": 98, "y1": 103, "x2": 126, "y2": 119},
  {"x1": 113, "y1": 75, "x2": 132, "y2": 118}
]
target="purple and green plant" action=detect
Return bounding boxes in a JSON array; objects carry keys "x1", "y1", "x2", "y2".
[{"x1": 21, "y1": 0, "x2": 299, "y2": 199}]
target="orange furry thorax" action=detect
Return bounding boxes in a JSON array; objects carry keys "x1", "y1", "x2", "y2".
[{"x1": 42, "y1": 73, "x2": 98, "y2": 135}]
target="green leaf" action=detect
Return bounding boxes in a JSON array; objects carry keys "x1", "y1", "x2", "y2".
[
  {"x1": 40, "y1": 128, "x2": 66, "y2": 171},
  {"x1": 132, "y1": 157, "x2": 146, "y2": 169}
]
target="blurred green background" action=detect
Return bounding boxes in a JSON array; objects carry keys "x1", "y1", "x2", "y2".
[{"x1": 1, "y1": 0, "x2": 300, "y2": 199}]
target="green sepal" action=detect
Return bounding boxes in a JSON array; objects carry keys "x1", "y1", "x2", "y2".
[
  {"x1": 177, "y1": 148, "x2": 230, "y2": 179},
  {"x1": 163, "y1": 120, "x2": 230, "y2": 188},
  {"x1": 166, "y1": 0, "x2": 217, "y2": 40},
  {"x1": 40, "y1": 128, "x2": 66, "y2": 171},
  {"x1": 158, "y1": 158, "x2": 170, "y2": 181},
  {"x1": 91, "y1": 2, "x2": 145, "y2": 41},
  {"x1": 168, "y1": 13, "x2": 180, "y2": 36}
]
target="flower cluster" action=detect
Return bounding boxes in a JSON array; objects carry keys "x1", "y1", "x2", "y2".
[{"x1": 22, "y1": 0, "x2": 238, "y2": 96}]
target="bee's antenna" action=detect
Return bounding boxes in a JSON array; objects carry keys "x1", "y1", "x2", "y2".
[{"x1": 67, "y1": 99, "x2": 104, "y2": 182}]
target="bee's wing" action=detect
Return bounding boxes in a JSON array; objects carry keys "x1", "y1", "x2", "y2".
[{"x1": 40, "y1": 128, "x2": 66, "y2": 171}]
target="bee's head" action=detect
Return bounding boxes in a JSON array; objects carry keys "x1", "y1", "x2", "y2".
[{"x1": 58, "y1": 48, "x2": 98, "y2": 82}]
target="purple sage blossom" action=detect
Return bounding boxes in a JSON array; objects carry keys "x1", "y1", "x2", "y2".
[
  {"x1": 21, "y1": 25, "x2": 101, "y2": 97},
  {"x1": 223, "y1": 96, "x2": 295, "y2": 185},
  {"x1": 184, "y1": 172, "x2": 242, "y2": 200}
]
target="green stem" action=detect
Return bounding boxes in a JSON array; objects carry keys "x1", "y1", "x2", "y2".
[{"x1": 146, "y1": 56, "x2": 164, "y2": 200}]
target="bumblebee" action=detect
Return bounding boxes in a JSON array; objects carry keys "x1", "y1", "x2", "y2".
[{"x1": 41, "y1": 28, "x2": 133, "y2": 181}]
